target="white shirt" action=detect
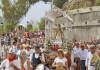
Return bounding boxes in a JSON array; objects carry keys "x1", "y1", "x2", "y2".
[
  {"x1": 23, "y1": 59, "x2": 28, "y2": 70},
  {"x1": 0, "y1": 49, "x2": 2, "y2": 59},
  {"x1": 79, "y1": 49, "x2": 88, "y2": 60},
  {"x1": 17, "y1": 50, "x2": 21, "y2": 55},
  {"x1": 85, "y1": 52, "x2": 97, "y2": 67},
  {"x1": 73, "y1": 46, "x2": 81, "y2": 58},
  {"x1": 85, "y1": 52, "x2": 97, "y2": 70},
  {"x1": 54, "y1": 57, "x2": 67, "y2": 66},
  {"x1": 30, "y1": 52, "x2": 45, "y2": 63},
  {"x1": 26, "y1": 50, "x2": 33, "y2": 57},
  {"x1": 0, "y1": 59, "x2": 21, "y2": 70}
]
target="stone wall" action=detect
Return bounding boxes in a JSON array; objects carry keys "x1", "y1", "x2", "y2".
[{"x1": 67, "y1": 6, "x2": 100, "y2": 42}]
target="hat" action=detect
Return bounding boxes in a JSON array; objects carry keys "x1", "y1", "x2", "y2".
[
  {"x1": 90, "y1": 45, "x2": 96, "y2": 49},
  {"x1": 58, "y1": 49, "x2": 63, "y2": 52},
  {"x1": 35, "y1": 45, "x2": 40, "y2": 49},
  {"x1": 8, "y1": 48, "x2": 16, "y2": 54}
]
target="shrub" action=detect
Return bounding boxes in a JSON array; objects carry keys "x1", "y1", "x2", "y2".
[
  {"x1": 95, "y1": 0, "x2": 100, "y2": 6},
  {"x1": 70, "y1": 5, "x2": 80, "y2": 10}
]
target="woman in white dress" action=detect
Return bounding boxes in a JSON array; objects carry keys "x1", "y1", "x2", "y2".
[
  {"x1": 20, "y1": 50, "x2": 31, "y2": 70},
  {"x1": 52, "y1": 49, "x2": 68, "y2": 70}
]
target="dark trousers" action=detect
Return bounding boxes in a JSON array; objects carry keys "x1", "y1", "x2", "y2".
[{"x1": 80, "y1": 60, "x2": 86, "y2": 70}]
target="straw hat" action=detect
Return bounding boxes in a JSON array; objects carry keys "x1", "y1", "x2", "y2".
[
  {"x1": 90, "y1": 45, "x2": 96, "y2": 49},
  {"x1": 58, "y1": 49, "x2": 63, "y2": 52},
  {"x1": 8, "y1": 48, "x2": 16, "y2": 55}
]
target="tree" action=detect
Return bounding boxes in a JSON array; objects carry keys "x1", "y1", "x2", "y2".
[
  {"x1": 1, "y1": 0, "x2": 30, "y2": 25},
  {"x1": 29, "y1": 0, "x2": 52, "y2": 4},
  {"x1": 30, "y1": 27, "x2": 38, "y2": 32},
  {"x1": 38, "y1": 18, "x2": 45, "y2": 30},
  {"x1": 5, "y1": 23, "x2": 16, "y2": 31},
  {"x1": 26, "y1": 24, "x2": 33, "y2": 31},
  {"x1": 53, "y1": 0, "x2": 67, "y2": 8},
  {"x1": 29, "y1": 0, "x2": 39, "y2": 5},
  {"x1": 1, "y1": 0, "x2": 52, "y2": 26}
]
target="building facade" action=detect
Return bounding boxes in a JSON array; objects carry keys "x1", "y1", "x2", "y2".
[{"x1": 66, "y1": 6, "x2": 100, "y2": 42}]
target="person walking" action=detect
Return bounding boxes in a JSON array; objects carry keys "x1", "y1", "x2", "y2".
[
  {"x1": 73, "y1": 42, "x2": 81, "y2": 70},
  {"x1": 30, "y1": 45, "x2": 45, "y2": 70},
  {"x1": 52, "y1": 49, "x2": 68, "y2": 70},
  {"x1": 95, "y1": 50, "x2": 100, "y2": 70},
  {"x1": 85, "y1": 45, "x2": 98, "y2": 70},
  {"x1": 79, "y1": 44, "x2": 88, "y2": 70}
]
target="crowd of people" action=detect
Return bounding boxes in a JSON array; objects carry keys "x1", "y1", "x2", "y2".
[
  {"x1": 73, "y1": 40, "x2": 100, "y2": 70},
  {"x1": 0, "y1": 30, "x2": 100, "y2": 70}
]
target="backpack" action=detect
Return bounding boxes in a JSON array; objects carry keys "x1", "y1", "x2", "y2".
[{"x1": 95, "y1": 60, "x2": 100, "y2": 70}]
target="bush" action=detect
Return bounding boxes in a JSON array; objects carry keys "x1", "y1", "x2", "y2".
[
  {"x1": 70, "y1": 5, "x2": 80, "y2": 10},
  {"x1": 53, "y1": 0, "x2": 67, "y2": 8},
  {"x1": 95, "y1": 0, "x2": 100, "y2": 6},
  {"x1": 5, "y1": 23, "x2": 16, "y2": 31}
]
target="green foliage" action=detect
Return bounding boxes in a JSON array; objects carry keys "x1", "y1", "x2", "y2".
[
  {"x1": 1, "y1": 0, "x2": 30, "y2": 25},
  {"x1": 5, "y1": 23, "x2": 16, "y2": 31},
  {"x1": 29, "y1": 0, "x2": 51, "y2": 4},
  {"x1": 61, "y1": 44, "x2": 65, "y2": 50},
  {"x1": 30, "y1": 27, "x2": 38, "y2": 32},
  {"x1": 67, "y1": 42, "x2": 73, "y2": 53},
  {"x1": 0, "y1": 26, "x2": 4, "y2": 36},
  {"x1": 29, "y1": 0, "x2": 39, "y2": 5},
  {"x1": 53, "y1": 0, "x2": 67, "y2": 8},
  {"x1": 1, "y1": 0, "x2": 52, "y2": 26},
  {"x1": 70, "y1": 5, "x2": 80, "y2": 10},
  {"x1": 95, "y1": 0, "x2": 100, "y2": 6},
  {"x1": 46, "y1": 40, "x2": 53, "y2": 50},
  {"x1": 38, "y1": 18, "x2": 45, "y2": 30},
  {"x1": 26, "y1": 24, "x2": 33, "y2": 31}
]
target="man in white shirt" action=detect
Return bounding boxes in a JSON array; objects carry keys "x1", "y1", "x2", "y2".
[
  {"x1": 85, "y1": 45, "x2": 97, "y2": 70},
  {"x1": 79, "y1": 44, "x2": 88, "y2": 70},
  {"x1": 25, "y1": 45, "x2": 33, "y2": 58},
  {"x1": 73, "y1": 42, "x2": 81, "y2": 70},
  {"x1": 73, "y1": 42, "x2": 81, "y2": 59},
  {"x1": 0, "y1": 48, "x2": 21, "y2": 70},
  {"x1": 30, "y1": 45, "x2": 45, "y2": 70}
]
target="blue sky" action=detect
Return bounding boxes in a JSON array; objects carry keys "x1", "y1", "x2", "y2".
[
  {"x1": 21, "y1": 1, "x2": 51, "y2": 27},
  {"x1": 0, "y1": 1, "x2": 51, "y2": 27}
]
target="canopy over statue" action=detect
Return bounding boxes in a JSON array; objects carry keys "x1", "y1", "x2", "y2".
[{"x1": 45, "y1": 6, "x2": 73, "y2": 49}]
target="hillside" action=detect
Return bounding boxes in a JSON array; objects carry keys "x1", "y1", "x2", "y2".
[{"x1": 63, "y1": 0, "x2": 100, "y2": 10}]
